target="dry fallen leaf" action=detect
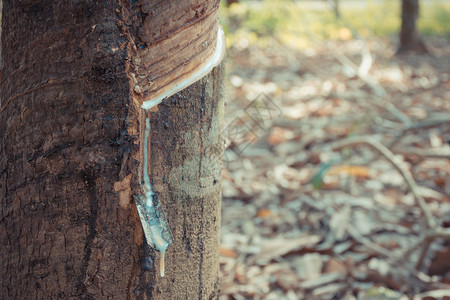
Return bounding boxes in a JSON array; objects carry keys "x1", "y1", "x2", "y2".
[
  {"x1": 268, "y1": 127, "x2": 295, "y2": 145},
  {"x1": 250, "y1": 235, "x2": 322, "y2": 264},
  {"x1": 256, "y1": 208, "x2": 275, "y2": 218},
  {"x1": 220, "y1": 22, "x2": 450, "y2": 299},
  {"x1": 324, "y1": 257, "x2": 347, "y2": 275},
  {"x1": 220, "y1": 247, "x2": 239, "y2": 259},
  {"x1": 328, "y1": 165, "x2": 371, "y2": 179}
]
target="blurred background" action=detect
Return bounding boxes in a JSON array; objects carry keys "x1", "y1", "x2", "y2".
[{"x1": 217, "y1": 0, "x2": 450, "y2": 299}]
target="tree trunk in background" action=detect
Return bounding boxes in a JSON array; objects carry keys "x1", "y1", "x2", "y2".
[
  {"x1": 0, "y1": 0, "x2": 224, "y2": 299},
  {"x1": 397, "y1": 0, "x2": 428, "y2": 54},
  {"x1": 327, "y1": 0, "x2": 340, "y2": 18}
]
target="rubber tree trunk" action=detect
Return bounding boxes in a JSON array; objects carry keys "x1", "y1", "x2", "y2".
[
  {"x1": 0, "y1": 0, "x2": 224, "y2": 299},
  {"x1": 397, "y1": 0, "x2": 428, "y2": 54}
]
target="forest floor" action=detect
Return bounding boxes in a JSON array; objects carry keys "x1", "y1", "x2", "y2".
[{"x1": 218, "y1": 35, "x2": 450, "y2": 300}]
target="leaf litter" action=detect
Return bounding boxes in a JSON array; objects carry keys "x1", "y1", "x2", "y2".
[{"x1": 219, "y1": 35, "x2": 450, "y2": 300}]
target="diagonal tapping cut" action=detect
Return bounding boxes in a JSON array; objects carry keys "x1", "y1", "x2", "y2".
[{"x1": 141, "y1": 27, "x2": 226, "y2": 110}]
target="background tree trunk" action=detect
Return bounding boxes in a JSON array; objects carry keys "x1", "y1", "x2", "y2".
[
  {"x1": 397, "y1": 0, "x2": 428, "y2": 54},
  {"x1": 0, "y1": 0, "x2": 224, "y2": 299},
  {"x1": 327, "y1": 0, "x2": 340, "y2": 18}
]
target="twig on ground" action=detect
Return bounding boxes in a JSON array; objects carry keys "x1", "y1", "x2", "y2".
[
  {"x1": 347, "y1": 225, "x2": 436, "y2": 284},
  {"x1": 403, "y1": 116, "x2": 450, "y2": 131},
  {"x1": 428, "y1": 227, "x2": 450, "y2": 239},
  {"x1": 395, "y1": 148, "x2": 450, "y2": 160},
  {"x1": 398, "y1": 226, "x2": 450, "y2": 265},
  {"x1": 330, "y1": 136, "x2": 436, "y2": 229},
  {"x1": 329, "y1": 136, "x2": 450, "y2": 273},
  {"x1": 416, "y1": 238, "x2": 432, "y2": 270},
  {"x1": 347, "y1": 225, "x2": 396, "y2": 259},
  {"x1": 331, "y1": 47, "x2": 411, "y2": 125},
  {"x1": 400, "y1": 235, "x2": 428, "y2": 262},
  {"x1": 387, "y1": 115, "x2": 450, "y2": 148}
]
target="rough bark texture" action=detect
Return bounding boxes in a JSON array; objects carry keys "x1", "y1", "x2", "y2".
[
  {"x1": 0, "y1": 0, "x2": 223, "y2": 299},
  {"x1": 397, "y1": 0, "x2": 428, "y2": 54}
]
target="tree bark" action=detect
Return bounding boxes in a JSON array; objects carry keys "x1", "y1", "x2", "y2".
[
  {"x1": 397, "y1": 0, "x2": 428, "y2": 54},
  {"x1": 0, "y1": 1, "x2": 224, "y2": 299}
]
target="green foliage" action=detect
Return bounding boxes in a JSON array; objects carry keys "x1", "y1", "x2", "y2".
[
  {"x1": 419, "y1": 1, "x2": 450, "y2": 36},
  {"x1": 341, "y1": 0, "x2": 401, "y2": 37},
  {"x1": 361, "y1": 286, "x2": 402, "y2": 300},
  {"x1": 311, "y1": 161, "x2": 334, "y2": 190},
  {"x1": 220, "y1": 0, "x2": 450, "y2": 50}
]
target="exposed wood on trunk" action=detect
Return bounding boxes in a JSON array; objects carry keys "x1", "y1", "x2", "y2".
[{"x1": 125, "y1": 0, "x2": 221, "y2": 107}]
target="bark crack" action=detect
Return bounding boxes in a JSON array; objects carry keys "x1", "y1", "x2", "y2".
[
  {"x1": 126, "y1": 247, "x2": 137, "y2": 300},
  {"x1": 182, "y1": 211, "x2": 193, "y2": 255},
  {"x1": 1, "y1": 78, "x2": 82, "y2": 113},
  {"x1": 76, "y1": 172, "x2": 99, "y2": 299},
  {"x1": 198, "y1": 197, "x2": 205, "y2": 300}
]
